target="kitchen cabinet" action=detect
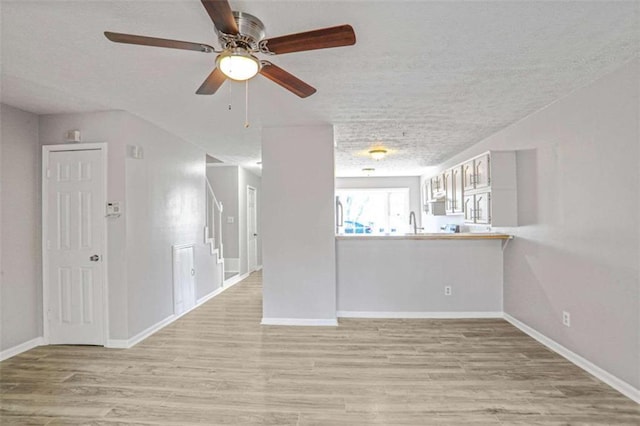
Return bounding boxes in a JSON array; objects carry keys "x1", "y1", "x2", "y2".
[
  {"x1": 445, "y1": 166, "x2": 463, "y2": 214},
  {"x1": 462, "y1": 154, "x2": 490, "y2": 191},
  {"x1": 463, "y1": 192, "x2": 490, "y2": 224},
  {"x1": 430, "y1": 174, "x2": 445, "y2": 200},
  {"x1": 474, "y1": 192, "x2": 491, "y2": 224},
  {"x1": 474, "y1": 154, "x2": 490, "y2": 189},
  {"x1": 462, "y1": 160, "x2": 475, "y2": 192},
  {"x1": 423, "y1": 179, "x2": 446, "y2": 215},
  {"x1": 426, "y1": 151, "x2": 517, "y2": 226},
  {"x1": 463, "y1": 195, "x2": 475, "y2": 222}
]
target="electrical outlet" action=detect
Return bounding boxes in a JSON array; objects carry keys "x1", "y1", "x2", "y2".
[
  {"x1": 444, "y1": 286, "x2": 452, "y2": 296},
  {"x1": 562, "y1": 311, "x2": 571, "y2": 327}
]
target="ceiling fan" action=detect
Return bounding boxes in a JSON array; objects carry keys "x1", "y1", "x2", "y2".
[{"x1": 104, "y1": 0, "x2": 356, "y2": 98}]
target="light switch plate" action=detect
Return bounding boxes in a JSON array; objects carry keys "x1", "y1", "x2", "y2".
[{"x1": 227, "y1": 216, "x2": 235, "y2": 224}]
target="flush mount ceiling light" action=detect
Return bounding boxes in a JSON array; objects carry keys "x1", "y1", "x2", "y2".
[
  {"x1": 369, "y1": 148, "x2": 388, "y2": 161},
  {"x1": 216, "y1": 48, "x2": 261, "y2": 81}
]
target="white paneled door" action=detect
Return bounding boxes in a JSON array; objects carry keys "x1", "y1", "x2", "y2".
[
  {"x1": 173, "y1": 244, "x2": 195, "y2": 315},
  {"x1": 247, "y1": 186, "x2": 258, "y2": 272},
  {"x1": 44, "y1": 147, "x2": 106, "y2": 345}
]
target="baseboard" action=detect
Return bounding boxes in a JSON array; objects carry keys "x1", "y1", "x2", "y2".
[
  {"x1": 106, "y1": 313, "x2": 175, "y2": 349},
  {"x1": 261, "y1": 318, "x2": 339, "y2": 326},
  {"x1": 106, "y1": 276, "x2": 250, "y2": 349},
  {"x1": 224, "y1": 271, "x2": 250, "y2": 286},
  {"x1": 337, "y1": 311, "x2": 503, "y2": 319},
  {"x1": 0, "y1": 337, "x2": 45, "y2": 361},
  {"x1": 255, "y1": 264, "x2": 263, "y2": 271},
  {"x1": 504, "y1": 313, "x2": 640, "y2": 404}
]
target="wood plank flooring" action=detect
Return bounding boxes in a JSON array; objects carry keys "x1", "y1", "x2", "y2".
[{"x1": 1, "y1": 271, "x2": 638, "y2": 425}]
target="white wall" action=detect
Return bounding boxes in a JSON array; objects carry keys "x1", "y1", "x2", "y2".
[
  {"x1": 423, "y1": 60, "x2": 640, "y2": 389},
  {"x1": 0, "y1": 104, "x2": 41, "y2": 351},
  {"x1": 337, "y1": 238, "x2": 503, "y2": 314},
  {"x1": 262, "y1": 126, "x2": 336, "y2": 323},
  {"x1": 336, "y1": 176, "x2": 422, "y2": 228},
  {"x1": 206, "y1": 166, "x2": 239, "y2": 261},
  {"x1": 39, "y1": 110, "x2": 222, "y2": 340}
]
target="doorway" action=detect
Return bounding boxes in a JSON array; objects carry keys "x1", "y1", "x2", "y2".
[
  {"x1": 247, "y1": 186, "x2": 258, "y2": 272},
  {"x1": 42, "y1": 143, "x2": 108, "y2": 345}
]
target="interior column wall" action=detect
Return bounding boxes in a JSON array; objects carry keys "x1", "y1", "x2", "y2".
[{"x1": 261, "y1": 125, "x2": 336, "y2": 323}]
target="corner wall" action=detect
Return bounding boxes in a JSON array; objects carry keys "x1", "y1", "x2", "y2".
[
  {"x1": 425, "y1": 60, "x2": 640, "y2": 389},
  {"x1": 0, "y1": 104, "x2": 42, "y2": 352}
]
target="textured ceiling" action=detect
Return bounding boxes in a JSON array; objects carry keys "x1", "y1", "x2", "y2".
[{"x1": 1, "y1": 1, "x2": 638, "y2": 177}]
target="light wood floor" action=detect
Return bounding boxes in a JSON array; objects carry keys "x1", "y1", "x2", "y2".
[{"x1": 1, "y1": 272, "x2": 638, "y2": 425}]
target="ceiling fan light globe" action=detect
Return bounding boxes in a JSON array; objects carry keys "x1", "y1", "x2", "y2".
[{"x1": 217, "y1": 50, "x2": 260, "y2": 81}]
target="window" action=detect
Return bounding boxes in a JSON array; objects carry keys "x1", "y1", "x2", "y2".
[{"x1": 336, "y1": 188, "x2": 410, "y2": 235}]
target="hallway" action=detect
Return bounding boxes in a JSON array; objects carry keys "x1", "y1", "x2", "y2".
[{"x1": 1, "y1": 272, "x2": 638, "y2": 425}]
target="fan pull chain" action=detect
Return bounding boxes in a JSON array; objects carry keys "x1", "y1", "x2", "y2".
[
  {"x1": 228, "y1": 82, "x2": 232, "y2": 111},
  {"x1": 244, "y1": 79, "x2": 250, "y2": 128}
]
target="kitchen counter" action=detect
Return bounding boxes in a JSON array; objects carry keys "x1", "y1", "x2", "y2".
[{"x1": 336, "y1": 233, "x2": 512, "y2": 241}]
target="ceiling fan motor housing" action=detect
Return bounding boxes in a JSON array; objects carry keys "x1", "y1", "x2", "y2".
[{"x1": 220, "y1": 11, "x2": 266, "y2": 51}]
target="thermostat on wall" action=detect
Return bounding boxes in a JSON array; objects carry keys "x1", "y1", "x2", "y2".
[{"x1": 106, "y1": 202, "x2": 122, "y2": 218}]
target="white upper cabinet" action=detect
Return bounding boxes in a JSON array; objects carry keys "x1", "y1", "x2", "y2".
[
  {"x1": 445, "y1": 166, "x2": 464, "y2": 214},
  {"x1": 462, "y1": 160, "x2": 475, "y2": 192},
  {"x1": 474, "y1": 192, "x2": 491, "y2": 224},
  {"x1": 474, "y1": 153, "x2": 490, "y2": 189},
  {"x1": 425, "y1": 151, "x2": 517, "y2": 227},
  {"x1": 430, "y1": 174, "x2": 445, "y2": 200}
]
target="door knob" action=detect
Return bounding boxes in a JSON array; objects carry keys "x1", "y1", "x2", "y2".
[{"x1": 90, "y1": 255, "x2": 100, "y2": 262}]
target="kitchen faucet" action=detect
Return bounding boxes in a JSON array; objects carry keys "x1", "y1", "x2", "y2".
[{"x1": 409, "y1": 211, "x2": 423, "y2": 234}]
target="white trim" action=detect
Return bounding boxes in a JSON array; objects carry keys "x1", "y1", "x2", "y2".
[
  {"x1": 337, "y1": 311, "x2": 503, "y2": 319},
  {"x1": 504, "y1": 313, "x2": 640, "y2": 404},
  {"x1": 42, "y1": 143, "x2": 109, "y2": 346},
  {"x1": 206, "y1": 163, "x2": 237, "y2": 168},
  {"x1": 224, "y1": 271, "x2": 250, "y2": 287},
  {"x1": 255, "y1": 264, "x2": 263, "y2": 271},
  {"x1": 106, "y1": 274, "x2": 249, "y2": 349},
  {"x1": 261, "y1": 318, "x2": 339, "y2": 326},
  {"x1": 246, "y1": 185, "x2": 258, "y2": 273},
  {"x1": 0, "y1": 337, "x2": 45, "y2": 361}
]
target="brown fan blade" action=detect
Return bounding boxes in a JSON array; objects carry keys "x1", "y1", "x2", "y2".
[
  {"x1": 262, "y1": 25, "x2": 355, "y2": 55},
  {"x1": 201, "y1": 0, "x2": 238, "y2": 35},
  {"x1": 196, "y1": 67, "x2": 226, "y2": 95},
  {"x1": 259, "y1": 62, "x2": 316, "y2": 98},
  {"x1": 104, "y1": 32, "x2": 215, "y2": 53}
]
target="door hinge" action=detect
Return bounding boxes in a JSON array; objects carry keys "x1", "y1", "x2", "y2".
[
  {"x1": 46, "y1": 169, "x2": 51, "y2": 179},
  {"x1": 46, "y1": 240, "x2": 52, "y2": 250}
]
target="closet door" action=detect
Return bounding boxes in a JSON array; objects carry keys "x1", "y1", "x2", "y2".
[{"x1": 173, "y1": 244, "x2": 195, "y2": 315}]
